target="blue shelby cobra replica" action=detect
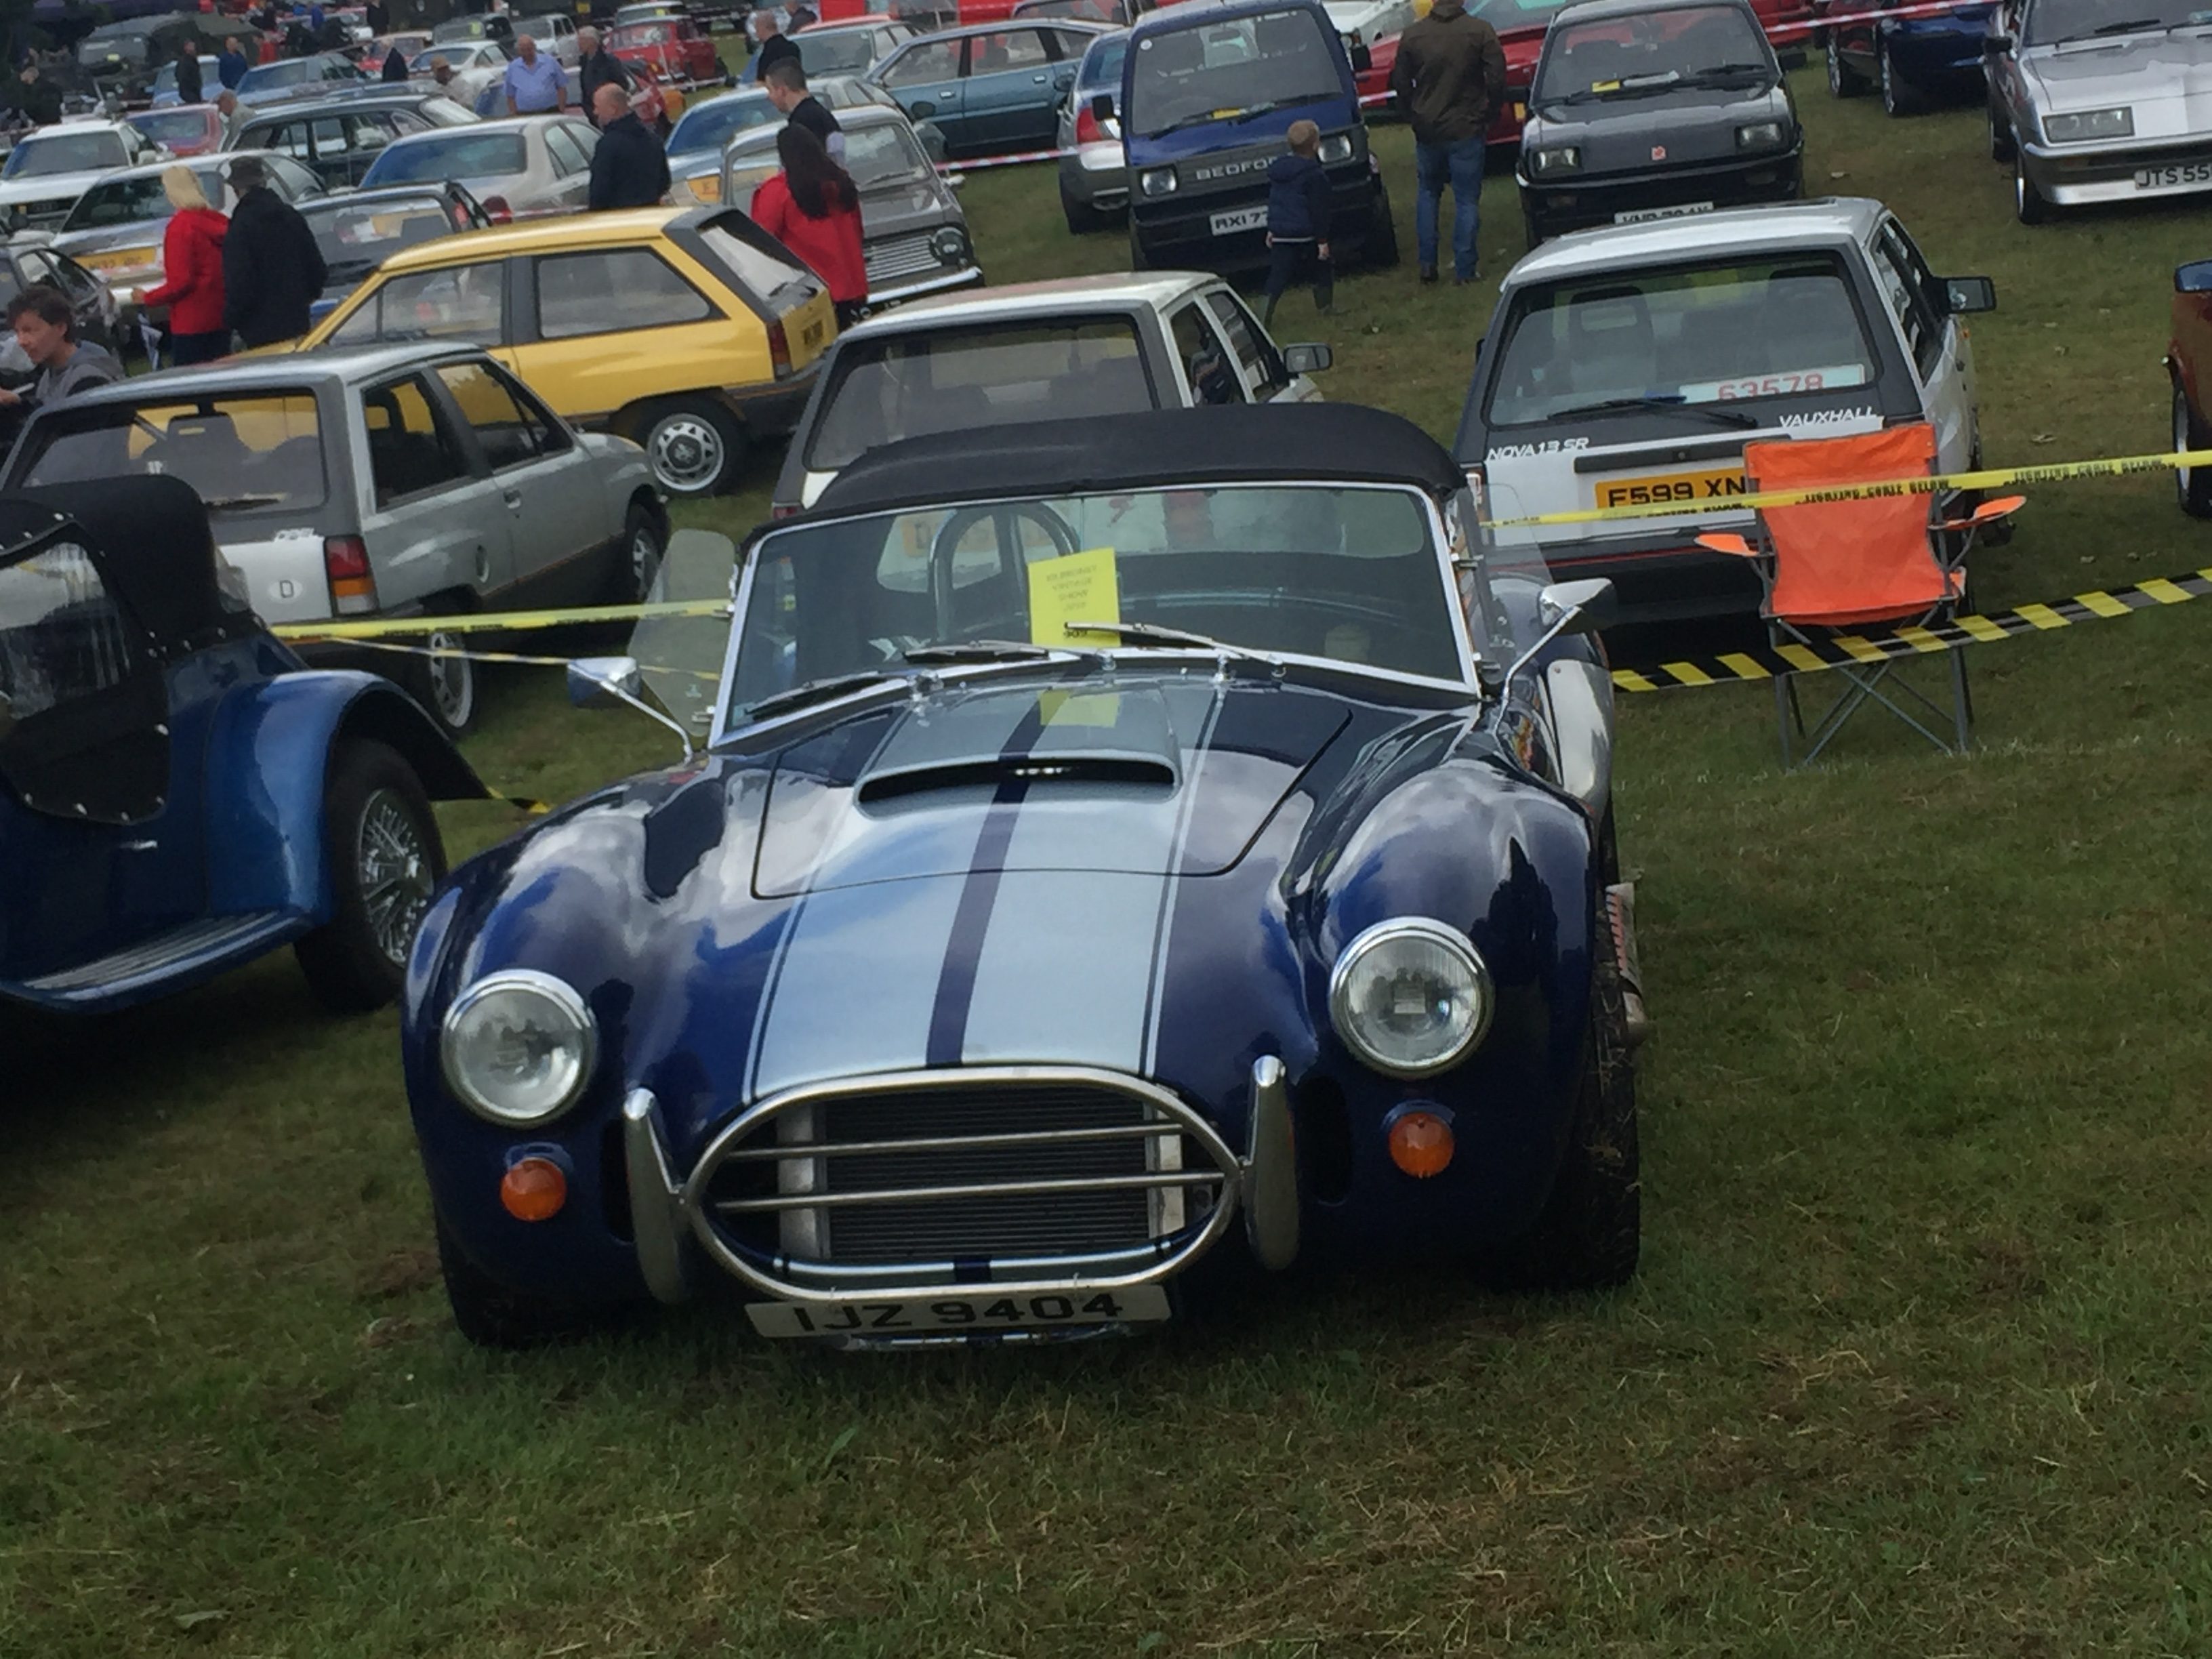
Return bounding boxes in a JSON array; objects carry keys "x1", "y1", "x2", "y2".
[
  {"x1": 0, "y1": 476, "x2": 484, "y2": 1017},
  {"x1": 405, "y1": 405, "x2": 1643, "y2": 1347}
]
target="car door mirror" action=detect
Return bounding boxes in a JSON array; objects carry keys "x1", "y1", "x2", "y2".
[
  {"x1": 1349, "y1": 39, "x2": 1372, "y2": 73},
  {"x1": 1538, "y1": 577, "x2": 1616, "y2": 634},
  {"x1": 1982, "y1": 31, "x2": 2012, "y2": 52},
  {"x1": 2177, "y1": 260, "x2": 2212, "y2": 293},
  {"x1": 567, "y1": 653, "x2": 642, "y2": 707},
  {"x1": 1943, "y1": 274, "x2": 1996, "y2": 313},
  {"x1": 1280, "y1": 342, "x2": 1331, "y2": 375},
  {"x1": 1775, "y1": 46, "x2": 1805, "y2": 70}
]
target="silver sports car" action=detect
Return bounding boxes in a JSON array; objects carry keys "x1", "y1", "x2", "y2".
[{"x1": 1987, "y1": 0, "x2": 2212, "y2": 223}]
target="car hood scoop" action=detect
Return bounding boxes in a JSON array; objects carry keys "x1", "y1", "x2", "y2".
[{"x1": 753, "y1": 677, "x2": 1349, "y2": 897}]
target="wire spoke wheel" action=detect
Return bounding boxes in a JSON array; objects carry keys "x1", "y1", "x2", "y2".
[{"x1": 356, "y1": 787, "x2": 436, "y2": 968}]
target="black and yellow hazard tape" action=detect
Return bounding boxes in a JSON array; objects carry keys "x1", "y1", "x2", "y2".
[
  {"x1": 1486, "y1": 446, "x2": 2212, "y2": 530},
  {"x1": 268, "y1": 598, "x2": 729, "y2": 642},
  {"x1": 1612, "y1": 565, "x2": 2212, "y2": 693}
]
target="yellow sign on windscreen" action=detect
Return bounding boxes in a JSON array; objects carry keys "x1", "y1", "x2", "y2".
[{"x1": 1027, "y1": 547, "x2": 1120, "y2": 647}]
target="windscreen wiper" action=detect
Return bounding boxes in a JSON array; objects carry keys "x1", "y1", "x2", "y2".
[
  {"x1": 901, "y1": 640, "x2": 1061, "y2": 664},
  {"x1": 744, "y1": 669, "x2": 903, "y2": 720},
  {"x1": 199, "y1": 492, "x2": 286, "y2": 510},
  {"x1": 1063, "y1": 619, "x2": 1277, "y2": 661},
  {"x1": 1142, "y1": 110, "x2": 1227, "y2": 139},
  {"x1": 2086, "y1": 16, "x2": 2161, "y2": 33},
  {"x1": 1686, "y1": 60, "x2": 1772, "y2": 82},
  {"x1": 1547, "y1": 394, "x2": 1761, "y2": 429}
]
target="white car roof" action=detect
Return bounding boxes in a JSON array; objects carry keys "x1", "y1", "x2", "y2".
[
  {"x1": 14, "y1": 120, "x2": 139, "y2": 142},
  {"x1": 844, "y1": 272, "x2": 1221, "y2": 334},
  {"x1": 1506, "y1": 197, "x2": 1888, "y2": 285}
]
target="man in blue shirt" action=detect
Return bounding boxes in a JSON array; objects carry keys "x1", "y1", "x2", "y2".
[
  {"x1": 218, "y1": 38, "x2": 249, "y2": 91},
  {"x1": 504, "y1": 30, "x2": 567, "y2": 114}
]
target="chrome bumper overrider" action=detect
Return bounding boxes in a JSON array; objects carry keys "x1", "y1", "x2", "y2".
[{"x1": 622, "y1": 1059, "x2": 1300, "y2": 1309}]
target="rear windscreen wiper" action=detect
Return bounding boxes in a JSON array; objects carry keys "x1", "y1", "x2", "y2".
[
  {"x1": 199, "y1": 493, "x2": 286, "y2": 510},
  {"x1": 1547, "y1": 395, "x2": 1761, "y2": 429}
]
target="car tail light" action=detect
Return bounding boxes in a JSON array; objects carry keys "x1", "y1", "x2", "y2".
[
  {"x1": 324, "y1": 535, "x2": 377, "y2": 615},
  {"x1": 1075, "y1": 104, "x2": 1104, "y2": 146},
  {"x1": 480, "y1": 194, "x2": 512, "y2": 224},
  {"x1": 771, "y1": 502, "x2": 799, "y2": 520},
  {"x1": 769, "y1": 316, "x2": 792, "y2": 377}
]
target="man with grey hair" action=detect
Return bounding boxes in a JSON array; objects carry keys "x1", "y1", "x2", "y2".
[{"x1": 577, "y1": 24, "x2": 629, "y2": 122}]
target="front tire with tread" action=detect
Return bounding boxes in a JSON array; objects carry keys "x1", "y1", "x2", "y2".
[
  {"x1": 437, "y1": 1211, "x2": 624, "y2": 1347},
  {"x1": 2014, "y1": 153, "x2": 2051, "y2": 224},
  {"x1": 294, "y1": 740, "x2": 445, "y2": 1014},
  {"x1": 2175, "y1": 384, "x2": 2212, "y2": 516}
]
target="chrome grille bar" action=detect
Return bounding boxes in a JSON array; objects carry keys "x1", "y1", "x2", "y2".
[
  {"x1": 718, "y1": 1121, "x2": 1173, "y2": 1162},
  {"x1": 714, "y1": 1169, "x2": 1223, "y2": 1214}
]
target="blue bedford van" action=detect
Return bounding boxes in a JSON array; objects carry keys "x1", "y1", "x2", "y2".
[{"x1": 1118, "y1": 0, "x2": 1397, "y2": 272}]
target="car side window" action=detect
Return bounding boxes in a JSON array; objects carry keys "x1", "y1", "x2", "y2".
[
  {"x1": 361, "y1": 373, "x2": 470, "y2": 507},
  {"x1": 372, "y1": 260, "x2": 508, "y2": 346},
  {"x1": 1204, "y1": 289, "x2": 1286, "y2": 398},
  {"x1": 271, "y1": 157, "x2": 321, "y2": 199},
  {"x1": 1168, "y1": 302, "x2": 1246, "y2": 405},
  {"x1": 49, "y1": 255, "x2": 100, "y2": 306},
  {"x1": 0, "y1": 541, "x2": 137, "y2": 729},
  {"x1": 880, "y1": 38, "x2": 961, "y2": 85},
  {"x1": 15, "y1": 250, "x2": 55, "y2": 289},
  {"x1": 434, "y1": 359, "x2": 553, "y2": 469},
  {"x1": 544, "y1": 123, "x2": 590, "y2": 175},
  {"x1": 1870, "y1": 230, "x2": 1942, "y2": 378},
  {"x1": 535, "y1": 248, "x2": 711, "y2": 340},
  {"x1": 970, "y1": 28, "x2": 1049, "y2": 70},
  {"x1": 1046, "y1": 26, "x2": 1094, "y2": 58},
  {"x1": 262, "y1": 121, "x2": 312, "y2": 161}
]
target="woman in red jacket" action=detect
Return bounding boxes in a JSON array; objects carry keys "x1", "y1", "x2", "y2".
[
  {"x1": 749, "y1": 124, "x2": 867, "y2": 328},
  {"x1": 137, "y1": 166, "x2": 229, "y2": 366}
]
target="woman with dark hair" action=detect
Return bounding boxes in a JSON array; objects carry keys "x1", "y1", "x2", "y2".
[
  {"x1": 0, "y1": 286, "x2": 122, "y2": 413},
  {"x1": 748, "y1": 123, "x2": 867, "y2": 328}
]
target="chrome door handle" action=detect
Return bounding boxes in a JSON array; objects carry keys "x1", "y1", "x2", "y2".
[{"x1": 503, "y1": 489, "x2": 523, "y2": 510}]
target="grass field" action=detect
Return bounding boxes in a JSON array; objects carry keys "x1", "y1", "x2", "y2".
[{"x1": 7, "y1": 75, "x2": 2212, "y2": 1658}]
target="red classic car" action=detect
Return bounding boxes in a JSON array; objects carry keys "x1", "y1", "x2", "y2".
[
  {"x1": 2167, "y1": 257, "x2": 2212, "y2": 517},
  {"x1": 609, "y1": 17, "x2": 728, "y2": 87}
]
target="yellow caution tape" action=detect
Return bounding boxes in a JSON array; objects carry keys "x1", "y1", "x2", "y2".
[
  {"x1": 1485, "y1": 445, "x2": 2212, "y2": 530},
  {"x1": 270, "y1": 598, "x2": 729, "y2": 642}
]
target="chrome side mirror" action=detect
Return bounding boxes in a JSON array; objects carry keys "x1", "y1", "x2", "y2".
[
  {"x1": 567, "y1": 654, "x2": 642, "y2": 708},
  {"x1": 1281, "y1": 342, "x2": 1332, "y2": 375},
  {"x1": 1503, "y1": 577, "x2": 1617, "y2": 688}
]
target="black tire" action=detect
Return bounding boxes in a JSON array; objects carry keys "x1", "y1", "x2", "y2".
[
  {"x1": 1365, "y1": 180, "x2": 1401, "y2": 268},
  {"x1": 632, "y1": 396, "x2": 744, "y2": 497},
  {"x1": 436, "y1": 1210, "x2": 621, "y2": 1347},
  {"x1": 1988, "y1": 100, "x2": 2016, "y2": 162},
  {"x1": 294, "y1": 740, "x2": 445, "y2": 1014},
  {"x1": 1877, "y1": 41, "x2": 1923, "y2": 115},
  {"x1": 2175, "y1": 384, "x2": 2212, "y2": 518},
  {"x1": 1486, "y1": 962, "x2": 1640, "y2": 1291},
  {"x1": 1126, "y1": 220, "x2": 1151, "y2": 271},
  {"x1": 1061, "y1": 179, "x2": 1109, "y2": 234},
  {"x1": 1826, "y1": 33, "x2": 1870, "y2": 97},
  {"x1": 606, "y1": 499, "x2": 667, "y2": 603},
  {"x1": 2014, "y1": 152, "x2": 2051, "y2": 224},
  {"x1": 405, "y1": 622, "x2": 477, "y2": 737},
  {"x1": 1521, "y1": 198, "x2": 1544, "y2": 250}
]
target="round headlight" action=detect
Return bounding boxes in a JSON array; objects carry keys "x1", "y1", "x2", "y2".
[
  {"x1": 441, "y1": 970, "x2": 597, "y2": 1126},
  {"x1": 1328, "y1": 920, "x2": 1491, "y2": 1078},
  {"x1": 930, "y1": 224, "x2": 967, "y2": 261}
]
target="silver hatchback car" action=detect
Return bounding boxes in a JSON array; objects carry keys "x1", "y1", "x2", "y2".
[
  {"x1": 1057, "y1": 27, "x2": 1128, "y2": 232},
  {"x1": 1, "y1": 344, "x2": 666, "y2": 734},
  {"x1": 357, "y1": 115, "x2": 605, "y2": 220}
]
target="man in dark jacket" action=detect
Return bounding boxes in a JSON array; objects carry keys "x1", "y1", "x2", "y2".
[
  {"x1": 752, "y1": 9, "x2": 800, "y2": 78},
  {"x1": 577, "y1": 26, "x2": 629, "y2": 121},
  {"x1": 587, "y1": 82, "x2": 670, "y2": 209},
  {"x1": 176, "y1": 42, "x2": 203, "y2": 104},
  {"x1": 1262, "y1": 119, "x2": 1332, "y2": 324},
  {"x1": 222, "y1": 156, "x2": 326, "y2": 347},
  {"x1": 381, "y1": 41, "x2": 409, "y2": 81},
  {"x1": 1389, "y1": 0, "x2": 1504, "y2": 285}
]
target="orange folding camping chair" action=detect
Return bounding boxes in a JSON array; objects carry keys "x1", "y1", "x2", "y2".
[{"x1": 1697, "y1": 424, "x2": 2019, "y2": 768}]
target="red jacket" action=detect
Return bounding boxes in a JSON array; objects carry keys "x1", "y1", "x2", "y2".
[
  {"x1": 749, "y1": 173, "x2": 867, "y2": 306},
  {"x1": 142, "y1": 207, "x2": 229, "y2": 336}
]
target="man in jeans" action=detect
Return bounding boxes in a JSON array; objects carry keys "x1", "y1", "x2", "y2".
[{"x1": 1389, "y1": 0, "x2": 1505, "y2": 285}]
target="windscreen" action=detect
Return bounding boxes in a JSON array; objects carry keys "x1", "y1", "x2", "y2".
[
  {"x1": 1469, "y1": 0, "x2": 1574, "y2": 28},
  {"x1": 365, "y1": 131, "x2": 528, "y2": 183},
  {"x1": 17, "y1": 394, "x2": 327, "y2": 514},
  {"x1": 840, "y1": 121, "x2": 930, "y2": 186},
  {"x1": 239, "y1": 60, "x2": 314, "y2": 91},
  {"x1": 731, "y1": 484, "x2": 1456, "y2": 720},
  {"x1": 611, "y1": 23, "x2": 676, "y2": 45},
  {"x1": 305, "y1": 195, "x2": 464, "y2": 278},
  {"x1": 797, "y1": 29, "x2": 882, "y2": 74},
  {"x1": 695, "y1": 216, "x2": 818, "y2": 304},
  {"x1": 2024, "y1": 0, "x2": 2207, "y2": 43},
  {"x1": 806, "y1": 320, "x2": 1155, "y2": 472},
  {"x1": 63, "y1": 167, "x2": 223, "y2": 229},
  {"x1": 3, "y1": 132, "x2": 129, "y2": 180},
  {"x1": 1535, "y1": 3, "x2": 1771, "y2": 100},
  {"x1": 1485, "y1": 254, "x2": 1878, "y2": 427},
  {"x1": 1126, "y1": 8, "x2": 1342, "y2": 136},
  {"x1": 668, "y1": 91, "x2": 780, "y2": 156},
  {"x1": 127, "y1": 108, "x2": 216, "y2": 150}
]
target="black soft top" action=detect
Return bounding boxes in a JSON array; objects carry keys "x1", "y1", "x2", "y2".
[
  {"x1": 808, "y1": 404, "x2": 1466, "y2": 520},
  {"x1": 1, "y1": 476, "x2": 246, "y2": 650}
]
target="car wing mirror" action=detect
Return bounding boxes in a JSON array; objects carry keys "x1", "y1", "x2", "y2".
[
  {"x1": 1090, "y1": 90, "x2": 1113, "y2": 122},
  {"x1": 2177, "y1": 259, "x2": 2212, "y2": 294},
  {"x1": 1281, "y1": 342, "x2": 1331, "y2": 375},
  {"x1": 1500, "y1": 577, "x2": 1616, "y2": 688},
  {"x1": 1944, "y1": 274, "x2": 1996, "y2": 313},
  {"x1": 1774, "y1": 46, "x2": 1805, "y2": 70},
  {"x1": 567, "y1": 653, "x2": 642, "y2": 708},
  {"x1": 1982, "y1": 31, "x2": 2013, "y2": 52},
  {"x1": 1350, "y1": 39, "x2": 1372, "y2": 73}
]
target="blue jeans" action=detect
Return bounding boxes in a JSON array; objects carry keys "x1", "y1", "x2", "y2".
[{"x1": 1414, "y1": 134, "x2": 1486, "y2": 279}]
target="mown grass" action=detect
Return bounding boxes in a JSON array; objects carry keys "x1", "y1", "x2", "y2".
[{"x1": 6, "y1": 75, "x2": 2212, "y2": 1658}]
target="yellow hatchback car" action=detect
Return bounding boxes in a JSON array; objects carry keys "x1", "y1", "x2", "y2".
[{"x1": 298, "y1": 206, "x2": 838, "y2": 497}]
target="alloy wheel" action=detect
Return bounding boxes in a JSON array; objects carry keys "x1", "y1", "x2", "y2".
[
  {"x1": 2176, "y1": 388, "x2": 2194, "y2": 508},
  {"x1": 423, "y1": 629, "x2": 474, "y2": 729},
  {"x1": 356, "y1": 789, "x2": 435, "y2": 966},
  {"x1": 648, "y1": 414, "x2": 726, "y2": 494},
  {"x1": 630, "y1": 524, "x2": 662, "y2": 599},
  {"x1": 1826, "y1": 37, "x2": 1842, "y2": 95}
]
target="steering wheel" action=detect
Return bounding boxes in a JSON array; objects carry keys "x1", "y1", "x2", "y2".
[{"x1": 925, "y1": 501, "x2": 1080, "y2": 642}]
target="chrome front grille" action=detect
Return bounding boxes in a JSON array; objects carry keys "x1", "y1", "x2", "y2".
[
  {"x1": 864, "y1": 230, "x2": 941, "y2": 284},
  {"x1": 686, "y1": 1067, "x2": 1244, "y2": 1295}
]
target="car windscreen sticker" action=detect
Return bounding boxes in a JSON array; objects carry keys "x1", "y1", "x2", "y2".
[
  {"x1": 1677, "y1": 365, "x2": 1870, "y2": 404},
  {"x1": 1027, "y1": 546, "x2": 1120, "y2": 647}
]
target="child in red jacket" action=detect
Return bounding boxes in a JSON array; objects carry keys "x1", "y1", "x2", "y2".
[
  {"x1": 748, "y1": 124, "x2": 867, "y2": 328},
  {"x1": 138, "y1": 166, "x2": 230, "y2": 365}
]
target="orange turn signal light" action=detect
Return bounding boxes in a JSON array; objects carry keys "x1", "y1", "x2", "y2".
[
  {"x1": 1387, "y1": 1109, "x2": 1455, "y2": 1179},
  {"x1": 499, "y1": 1156, "x2": 567, "y2": 1222}
]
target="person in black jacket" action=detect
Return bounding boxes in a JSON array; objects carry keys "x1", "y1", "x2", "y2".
[
  {"x1": 587, "y1": 83, "x2": 669, "y2": 209},
  {"x1": 221, "y1": 156, "x2": 326, "y2": 347},
  {"x1": 176, "y1": 41, "x2": 203, "y2": 104},
  {"x1": 1262, "y1": 121, "x2": 1332, "y2": 324},
  {"x1": 577, "y1": 26, "x2": 629, "y2": 122},
  {"x1": 381, "y1": 41, "x2": 409, "y2": 81}
]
